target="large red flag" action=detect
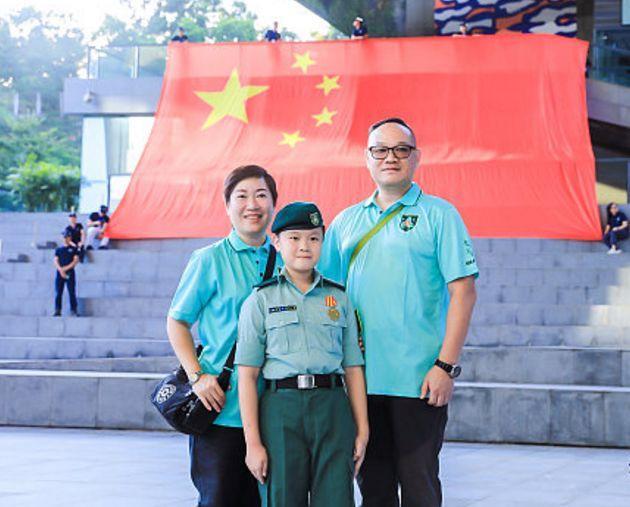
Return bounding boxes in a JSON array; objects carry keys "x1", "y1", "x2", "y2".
[{"x1": 108, "y1": 34, "x2": 600, "y2": 240}]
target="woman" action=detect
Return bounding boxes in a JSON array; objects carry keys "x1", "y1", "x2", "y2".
[
  {"x1": 167, "y1": 165, "x2": 279, "y2": 507},
  {"x1": 603, "y1": 202, "x2": 628, "y2": 254}
]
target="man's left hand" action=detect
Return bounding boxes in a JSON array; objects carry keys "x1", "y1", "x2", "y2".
[{"x1": 420, "y1": 366, "x2": 454, "y2": 407}]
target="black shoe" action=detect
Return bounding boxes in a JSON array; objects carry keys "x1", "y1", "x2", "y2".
[
  {"x1": 98, "y1": 246, "x2": 109, "y2": 250},
  {"x1": 86, "y1": 246, "x2": 94, "y2": 251},
  {"x1": 53, "y1": 310, "x2": 61, "y2": 317},
  {"x1": 71, "y1": 310, "x2": 80, "y2": 317}
]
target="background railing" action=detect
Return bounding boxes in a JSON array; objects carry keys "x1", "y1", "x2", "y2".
[{"x1": 87, "y1": 45, "x2": 167, "y2": 79}]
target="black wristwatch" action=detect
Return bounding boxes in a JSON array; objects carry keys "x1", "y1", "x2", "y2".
[{"x1": 434, "y1": 359, "x2": 461, "y2": 379}]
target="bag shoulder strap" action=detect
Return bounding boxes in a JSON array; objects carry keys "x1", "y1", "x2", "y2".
[
  {"x1": 222, "y1": 244, "x2": 277, "y2": 372},
  {"x1": 348, "y1": 203, "x2": 404, "y2": 270}
]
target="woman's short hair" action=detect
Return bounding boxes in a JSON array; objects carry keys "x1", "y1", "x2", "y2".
[{"x1": 223, "y1": 165, "x2": 278, "y2": 205}]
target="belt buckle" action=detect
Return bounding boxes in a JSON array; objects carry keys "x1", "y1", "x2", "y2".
[{"x1": 297, "y1": 374, "x2": 316, "y2": 389}]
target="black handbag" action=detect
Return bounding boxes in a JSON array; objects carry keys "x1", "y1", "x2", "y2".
[{"x1": 151, "y1": 245, "x2": 277, "y2": 435}]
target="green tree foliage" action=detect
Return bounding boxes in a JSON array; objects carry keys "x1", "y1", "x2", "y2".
[
  {"x1": 96, "y1": 0, "x2": 261, "y2": 44},
  {"x1": 8, "y1": 155, "x2": 80, "y2": 212},
  {"x1": 0, "y1": 9, "x2": 83, "y2": 210}
]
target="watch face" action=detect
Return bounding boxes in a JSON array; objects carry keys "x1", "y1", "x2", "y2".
[{"x1": 451, "y1": 365, "x2": 462, "y2": 378}]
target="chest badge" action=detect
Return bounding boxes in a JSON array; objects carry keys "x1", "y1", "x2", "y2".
[
  {"x1": 399, "y1": 214, "x2": 418, "y2": 232},
  {"x1": 325, "y1": 295, "x2": 340, "y2": 321}
]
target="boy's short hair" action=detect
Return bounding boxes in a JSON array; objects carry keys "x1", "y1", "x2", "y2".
[{"x1": 223, "y1": 165, "x2": 278, "y2": 205}]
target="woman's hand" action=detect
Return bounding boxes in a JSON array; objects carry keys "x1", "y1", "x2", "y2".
[
  {"x1": 353, "y1": 431, "x2": 369, "y2": 477},
  {"x1": 245, "y1": 442, "x2": 268, "y2": 484},
  {"x1": 192, "y1": 374, "x2": 226, "y2": 412}
]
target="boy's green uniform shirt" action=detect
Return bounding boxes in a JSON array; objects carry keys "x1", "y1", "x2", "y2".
[
  {"x1": 235, "y1": 267, "x2": 364, "y2": 377},
  {"x1": 319, "y1": 183, "x2": 479, "y2": 398},
  {"x1": 168, "y1": 230, "x2": 279, "y2": 428}
]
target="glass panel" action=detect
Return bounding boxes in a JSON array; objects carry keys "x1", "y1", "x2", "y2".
[
  {"x1": 596, "y1": 159, "x2": 629, "y2": 204},
  {"x1": 97, "y1": 47, "x2": 135, "y2": 79},
  {"x1": 591, "y1": 45, "x2": 630, "y2": 87},
  {"x1": 138, "y1": 46, "x2": 167, "y2": 77}
]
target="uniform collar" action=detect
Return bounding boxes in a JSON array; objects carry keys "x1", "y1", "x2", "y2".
[
  {"x1": 363, "y1": 182, "x2": 422, "y2": 209},
  {"x1": 279, "y1": 266, "x2": 324, "y2": 291},
  {"x1": 228, "y1": 229, "x2": 270, "y2": 253}
]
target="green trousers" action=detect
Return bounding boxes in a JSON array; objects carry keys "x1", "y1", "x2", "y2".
[{"x1": 259, "y1": 386, "x2": 356, "y2": 507}]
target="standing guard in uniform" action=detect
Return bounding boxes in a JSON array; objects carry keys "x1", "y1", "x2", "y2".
[
  {"x1": 53, "y1": 232, "x2": 80, "y2": 316},
  {"x1": 237, "y1": 202, "x2": 369, "y2": 507}
]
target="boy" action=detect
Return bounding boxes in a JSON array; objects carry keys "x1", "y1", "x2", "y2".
[
  {"x1": 236, "y1": 202, "x2": 369, "y2": 507},
  {"x1": 53, "y1": 232, "x2": 80, "y2": 316}
]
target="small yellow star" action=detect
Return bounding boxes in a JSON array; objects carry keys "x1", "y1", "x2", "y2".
[
  {"x1": 279, "y1": 131, "x2": 305, "y2": 148},
  {"x1": 315, "y1": 75, "x2": 340, "y2": 96},
  {"x1": 195, "y1": 69, "x2": 269, "y2": 129},
  {"x1": 312, "y1": 106, "x2": 337, "y2": 127},
  {"x1": 292, "y1": 51, "x2": 316, "y2": 74}
]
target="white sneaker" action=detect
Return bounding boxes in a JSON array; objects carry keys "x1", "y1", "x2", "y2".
[{"x1": 607, "y1": 248, "x2": 621, "y2": 255}]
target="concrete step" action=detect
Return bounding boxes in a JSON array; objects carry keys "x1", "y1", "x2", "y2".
[
  {"x1": 0, "y1": 297, "x2": 172, "y2": 318},
  {"x1": 468, "y1": 324, "x2": 630, "y2": 348},
  {"x1": 0, "y1": 279, "x2": 178, "y2": 298},
  {"x1": 460, "y1": 346, "x2": 630, "y2": 387},
  {"x1": 0, "y1": 336, "x2": 174, "y2": 360},
  {"x1": 0, "y1": 356, "x2": 178, "y2": 373},
  {"x1": 0, "y1": 369, "x2": 627, "y2": 447},
  {"x1": 5, "y1": 262, "x2": 630, "y2": 288},
  {"x1": 477, "y1": 285, "x2": 630, "y2": 305},
  {"x1": 472, "y1": 303, "x2": 630, "y2": 327},
  {"x1": 0, "y1": 316, "x2": 170, "y2": 339},
  {"x1": 446, "y1": 381, "x2": 630, "y2": 447}
]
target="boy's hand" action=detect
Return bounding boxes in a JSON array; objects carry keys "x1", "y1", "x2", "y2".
[
  {"x1": 353, "y1": 432, "x2": 368, "y2": 477},
  {"x1": 245, "y1": 443, "x2": 268, "y2": 484},
  {"x1": 192, "y1": 374, "x2": 225, "y2": 413}
]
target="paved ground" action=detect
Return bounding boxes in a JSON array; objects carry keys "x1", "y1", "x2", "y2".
[{"x1": 0, "y1": 427, "x2": 628, "y2": 507}]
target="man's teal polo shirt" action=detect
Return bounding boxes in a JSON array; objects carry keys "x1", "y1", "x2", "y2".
[
  {"x1": 319, "y1": 183, "x2": 478, "y2": 398},
  {"x1": 168, "y1": 230, "x2": 278, "y2": 427}
]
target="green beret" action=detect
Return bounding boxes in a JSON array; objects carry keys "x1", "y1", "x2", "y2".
[{"x1": 271, "y1": 202, "x2": 324, "y2": 234}]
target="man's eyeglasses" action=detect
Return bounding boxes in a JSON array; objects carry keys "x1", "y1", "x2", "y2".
[{"x1": 368, "y1": 145, "x2": 417, "y2": 160}]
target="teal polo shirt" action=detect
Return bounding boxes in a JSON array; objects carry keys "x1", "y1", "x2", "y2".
[
  {"x1": 235, "y1": 268, "x2": 364, "y2": 379},
  {"x1": 319, "y1": 183, "x2": 478, "y2": 398},
  {"x1": 168, "y1": 230, "x2": 280, "y2": 427}
]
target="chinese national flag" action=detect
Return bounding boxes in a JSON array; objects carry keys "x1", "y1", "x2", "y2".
[{"x1": 108, "y1": 35, "x2": 600, "y2": 240}]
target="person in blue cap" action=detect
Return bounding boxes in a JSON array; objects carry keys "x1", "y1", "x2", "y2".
[{"x1": 236, "y1": 201, "x2": 369, "y2": 507}]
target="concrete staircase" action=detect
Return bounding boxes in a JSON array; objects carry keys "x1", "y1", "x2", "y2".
[{"x1": 1, "y1": 213, "x2": 629, "y2": 446}]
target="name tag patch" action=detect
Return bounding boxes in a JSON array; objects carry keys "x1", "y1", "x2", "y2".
[{"x1": 268, "y1": 305, "x2": 297, "y2": 314}]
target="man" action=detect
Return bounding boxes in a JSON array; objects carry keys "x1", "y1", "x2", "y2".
[
  {"x1": 264, "y1": 21, "x2": 281, "y2": 42},
  {"x1": 86, "y1": 205, "x2": 110, "y2": 250},
  {"x1": 171, "y1": 26, "x2": 189, "y2": 43},
  {"x1": 53, "y1": 232, "x2": 80, "y2": 317},
  {"x1": 351, "y1": 17, "x2": 368, "y2": 40},
  {"x1": 64, "y1": 212, "x2": 85, "y2": 262},
  {"x1": 320, "y1": 118, "x2": 478, "y2": 507}
]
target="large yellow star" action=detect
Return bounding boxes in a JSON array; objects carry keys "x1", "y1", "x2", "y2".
[
  {"x1": 312, "y1": 106, "x2": 337, "y2": 127},
  {"x1": 195, "y1": 69, "x2": 269, "y2": 129},
  {"x1": 292, "y1": 51, "x2": 316, "y2": 74},
  {"x1": 279, "y1": 131, "x2": 305, "y2": 148},
  {"x1": 315, "y1": 75, "x2": 340, "y2": 96}
]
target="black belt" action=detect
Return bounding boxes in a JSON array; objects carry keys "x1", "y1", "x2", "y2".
[{"x1": 266, "y1": 374, "x2": 344, "y2": 390}]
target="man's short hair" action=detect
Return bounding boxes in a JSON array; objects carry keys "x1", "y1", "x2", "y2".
[
  {"x1": 223, "y1": 165, "x2": 278, "y2": 205},
  {"x1": 68, "y1": 212, "x2": 77, "y2": 217},
  {"x1": 368, "y1": 117, "x2": 417, "y2": 146},
  {"x1": 100, "y1": 205, "x2": 108, "y2": 213}
]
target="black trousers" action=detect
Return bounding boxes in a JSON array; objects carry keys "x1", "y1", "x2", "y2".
[
  {"x1": 54, "y1": 271, "x2": 77, "y2": 312},
  {"x1": 604, "y1": 229, "x2": 629, "y2": 248},
  {"x1": 358, "y1": 395, "x2": 448, "y2": 507},
  {"x1": 189, "y1": 425, "x2": 260, "y2": 507}
]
